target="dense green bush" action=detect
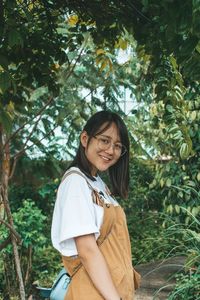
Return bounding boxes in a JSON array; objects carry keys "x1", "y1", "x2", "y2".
[
  {"x1": 167, "y1": 215, "x2": 200, "y2": 300},
  {"x1": 168, "y1": 271, "x2": 200, "y2": 300},
  {"x1": 123, "y1": 157, "x2": 166, "y2": 264},
  {"x1": 0, "y1": 200, "x2": 47, "y2": 297}
]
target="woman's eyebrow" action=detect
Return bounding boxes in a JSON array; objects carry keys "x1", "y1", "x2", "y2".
[
  {"x1": 99, "y1": 134, "x2": 110, "y2": 138},
  {"x1": 99, "y1": 134, "x2": 121, "y2": 143}
]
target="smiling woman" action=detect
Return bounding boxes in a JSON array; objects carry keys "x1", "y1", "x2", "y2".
[
  {"x1": 51, "y1": 111, "x2": 141, "y2": 300},
  {"x1": 81, "y1": 123, "x2": 124, "y2": 175}
]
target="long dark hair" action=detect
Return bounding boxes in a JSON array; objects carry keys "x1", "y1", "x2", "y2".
[{"x1": 69, "y1": 111, "x2": 130, "y2": 198}]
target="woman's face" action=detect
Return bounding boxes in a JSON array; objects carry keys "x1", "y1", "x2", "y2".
[{"x1": 81, "y1": 122, "x2": 122, "y2": 176}]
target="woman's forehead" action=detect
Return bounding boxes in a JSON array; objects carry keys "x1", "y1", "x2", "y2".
[{"x1": 98, "y1": 122, "x2": 120, "y2": 139}]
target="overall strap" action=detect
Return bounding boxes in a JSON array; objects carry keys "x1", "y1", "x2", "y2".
[{"x1": 61, "y1": 170, "x2": 104, "y2": 207}]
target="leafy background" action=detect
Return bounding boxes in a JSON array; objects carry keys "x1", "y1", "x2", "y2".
[{"x1": 0, "y1": 1, "x2": 199, "y2": 299}]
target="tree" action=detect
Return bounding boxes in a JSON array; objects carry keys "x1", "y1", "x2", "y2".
[{"x1": 0, "y1": 2, "x2": 92, "y2": 298}]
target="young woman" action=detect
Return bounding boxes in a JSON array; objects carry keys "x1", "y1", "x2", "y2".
[{"x1": 51, "y1": 111, "x2": 140, "y2": 300}]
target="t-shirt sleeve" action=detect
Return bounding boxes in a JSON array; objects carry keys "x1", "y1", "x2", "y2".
[{"x1": 52, "y1": 173, "x2": 100, "y2": 256}]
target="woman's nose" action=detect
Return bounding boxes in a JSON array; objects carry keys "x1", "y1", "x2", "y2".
[{"x1": 105, "y1": 143, "x2": 115, "y2": 154}]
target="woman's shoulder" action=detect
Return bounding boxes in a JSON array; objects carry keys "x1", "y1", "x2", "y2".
[
  {"x1": 62, "y1": 167, "x2": 100, "y2": 188},
  {"x1": 62, "y1": 166, "x2": 85, "y2": 181},
  {"x1": 59, "y1": 167, "x2": 89, "y2": 188},
  {"x1": 57, "y1": 167, "x2": 93, "y2": 201}
]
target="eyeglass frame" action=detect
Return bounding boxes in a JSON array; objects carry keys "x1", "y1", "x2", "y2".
[{"x1": 92, "y1": 135, "x2": 127, "y2": 157}]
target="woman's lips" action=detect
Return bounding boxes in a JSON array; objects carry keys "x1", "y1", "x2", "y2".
[{"x1": 99, "y1": 155, "x2": 111, "y2": 161}]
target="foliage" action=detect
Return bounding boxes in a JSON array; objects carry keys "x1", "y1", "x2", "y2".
[
  {"x1": 166, "y1": 214, "x2": 200, "y2": 300},
  {"x1": 168, "y1": 271, "x2": 200, "y2": 300},
  {"x1": 1, "y1": 0, "x2": 199, "y2": 141},
  {"x1": 149, "y1": 159, "x2": 200, "y2": 228},
  {"x1": 1, "y1": 1, "x2": 132, "y2": 160},
  {"x1": 0, "y1": 156, "x2": 68, "y2": 295},
  {"x1": 132, "y1": 38, "x2": 200, "y2": 230},
  {"x1": 32, "y1": 245, "x2": 62, "y2": 288},
  {"x1": 0, "y1": 200, "x2": 47, "y2": 296},
  {"x1": 53, "y1": 0, "x2": 200, "y2": 81},
  {"x1": 9, "y1": 155, "x2": 62, "y2": 213},
  {"x1": 0, "y1": 0, "x2": 65, "y2": 100},
  {"x1": 0, "y1": 200, "x2": 47, "y2": 251},
  {"x1": 13, "y1": 200, "x2": 47, "y2": 248},
  {"x1": 120, "y1": 157, "x2": 164, "y2": 264}
]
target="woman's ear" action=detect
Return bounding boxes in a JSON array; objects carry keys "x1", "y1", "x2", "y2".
[{"x1": 80, "y1": 131, "x2": 89, "y2": 148}]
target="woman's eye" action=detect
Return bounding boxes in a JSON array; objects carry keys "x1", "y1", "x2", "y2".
[
  {"x1": 115, "y1": 144, "x2": 122, "y2": 150},
  {"x1": 101, "y1": 138, "x2": 109, "y2": 144}
]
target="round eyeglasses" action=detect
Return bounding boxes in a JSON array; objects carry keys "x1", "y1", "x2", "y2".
[{"x1": 93, "y1": 135, "x2": 127, "y2": 157}]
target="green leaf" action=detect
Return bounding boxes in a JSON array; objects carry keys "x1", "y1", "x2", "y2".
[
  {"x1": 196, "y1": 41, "x2": 200, "y2": 54},
  {"x1": 0, "y1": 72, "x2": 11, "y2": 93},
  {"x1": 175, "y1": 205, "x2": 180, "y2": 214},
  {"x1": 167, "y1": 204, "x2": 173, "y2": 214},
  {"x1": 185, "y1": 216, "x2": 190, "y2": 225},
  {"x1": 160, "y1": 178, "x2": 164, "y2": 187},
  {"x1": 180, "y1": 143, "x2": 190, "y2": 159},
  {"x1": 174, "y1": 86, "x2": 183, "y2": 101},
  {"x1": 170, "y1": 56, "x2": 178, "y2": 70},
  {"x1": 166, "y1": 178, "x2": 172, "y2": 187},
  {"x1": 197, "y1": 172, "x2": 200, "y2": 182},
  {"x1": 166, "y1": 104, "x2": 174, "y2": 112},
  {"x1": 190, "y1": 111, "x2": 197, "y2": 121},
  {"x1": 186, "y1": 180, "x2": 196, "y2": 187},
  {"x1": 0, "y1": 108, "x2": 12, "y2": 133},
  {"x1": 191, "y1": 207, "x2": 199, "y2": 217},
  {"x1": 178, "y1": 191, "x2": 184, "y2": 198}
]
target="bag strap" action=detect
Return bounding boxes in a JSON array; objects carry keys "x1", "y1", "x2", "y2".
[
  {"x1": 61, "y1": 170, "x2": 104, "y2": 207},
  {"x1": 62, "y1": 170, "x2": 92, "y2": 187},
  {"x1": 51, "y1": 268, "x2": 69, "y2": 289}
]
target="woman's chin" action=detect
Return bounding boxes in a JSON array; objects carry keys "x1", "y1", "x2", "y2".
[{"x1": 97, "y1": 164, "x2": 111, "y2": 172}]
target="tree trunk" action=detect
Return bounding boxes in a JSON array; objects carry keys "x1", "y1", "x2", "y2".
[
  {"x1": 25, "y1": 245, "x2": 32, "y2": 285},
  {"x1": 0, "y1": 125, "x2": 26, "y2": 300},
  {"x1": 3, "y1": 255, "x2": 11, "y2": 297}
]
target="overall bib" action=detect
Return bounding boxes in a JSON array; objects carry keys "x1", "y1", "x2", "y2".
[{"x1": 61, "y1": 171, "x2": 141, "y2": 300}]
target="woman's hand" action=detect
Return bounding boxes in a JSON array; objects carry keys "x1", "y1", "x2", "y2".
[{"x1": 75, "y1": 233, "x2": 121, "y2": 300}]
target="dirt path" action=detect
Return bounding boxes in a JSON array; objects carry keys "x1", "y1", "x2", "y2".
[{"x1": 134, "y1": 256, "x2": 186, "y2": 300}]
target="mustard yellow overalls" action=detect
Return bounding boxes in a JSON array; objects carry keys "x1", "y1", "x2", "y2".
[{"x1": 61, "y1": 171, "x2": 141, "y2": 300}]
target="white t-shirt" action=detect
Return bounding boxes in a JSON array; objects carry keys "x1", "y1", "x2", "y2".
[{"x1": 51, "y1": 167, "x2": 118, "y2": 256}]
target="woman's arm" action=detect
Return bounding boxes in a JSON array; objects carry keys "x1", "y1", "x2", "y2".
[{"x1": 75, "y1": 234, "x2": 121, "y2": 300}]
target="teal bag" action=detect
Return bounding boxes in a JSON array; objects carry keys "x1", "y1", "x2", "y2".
[{"x1": 50, "y1": 268, "x2": 71, "y2": 300}]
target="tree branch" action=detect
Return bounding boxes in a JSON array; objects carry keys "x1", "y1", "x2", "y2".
[
  {"x1": 14, "y1": 111, "x2": 44, "y2": 159},
  {"x1": 0, "y1": 235, "x2": 11, "y2": 251},
  {"x1": 64, "y1": 41, "x2": 86, "y2": 82},
  {"x1": 0, "y1": 218, "x2": 22, "y2": 244},
  {"x1": 9, "y1": 156, "x2": 18, "y2": 180},
  {"x1": 4, "y1": 96, "x2": 54, "y2": 148},
  {"x1": 12, "y1": 115, "x2": 68, "y2": 159}
]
